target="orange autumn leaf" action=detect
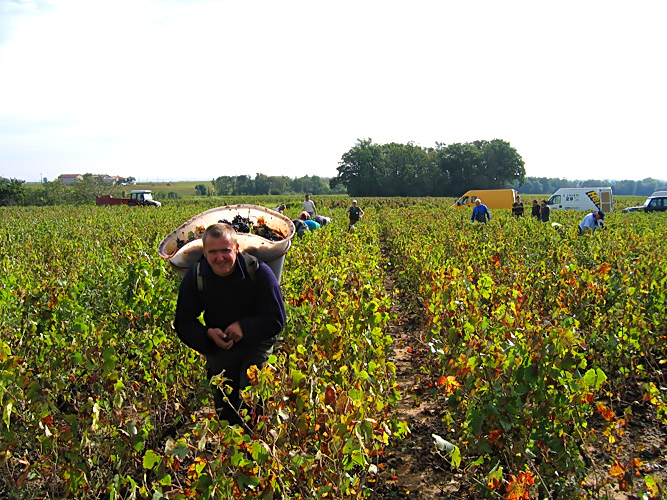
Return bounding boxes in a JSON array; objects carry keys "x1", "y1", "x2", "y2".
[
  {"x1": 597, "y1": 402, "x2": 615, "y2": 422},
  {"x1": 609, "y1": 461, "x2": 625, "y2": 477},
  {"x1": 437, "y1": 375, "x2": 461, "y2": 395},
  {"x1": 506, "y1": 471, "x2": 535, "y2": 500},
  {"x1": 246, "y1": 364, "x2": 261, "y2": 385},
  {"x1": 325, "y1": 385, "x2": 336, "y2": 406}
]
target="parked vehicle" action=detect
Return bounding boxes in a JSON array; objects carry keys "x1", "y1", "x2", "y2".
[
  {"x1": 623, "y1": 191, "x2": 667, "y2": 213},
  {"x1": 96, "y1": 190, "x2": 161, "y2": 207},
  {"x1": 547, "y1": 187, "x2": 613, "y2": 213},
  {"x1": 452, "y1": 189, "x2": 518, "y2": 210}
]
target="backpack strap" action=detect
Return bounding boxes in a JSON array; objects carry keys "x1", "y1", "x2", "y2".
[
  {"x1": 196, "y1": 260, "x2": 204, "y2": 293},
  {"x1": 194, "y1": 252, "x2": 259, "y2": 294},
  {"x1": 241, "y1": 252, "x2": 259, "y2": 283}
]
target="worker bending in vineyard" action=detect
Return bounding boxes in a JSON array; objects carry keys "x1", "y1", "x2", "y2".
[
  {"x1": 174, "y1": 223, "x2": 286, "y2": 427},
  {"x1": 579, "y1": 210, "x2": 605, "y2": 234}
]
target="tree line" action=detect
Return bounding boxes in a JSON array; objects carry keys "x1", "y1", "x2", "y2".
[
  {"x1": 0, "y1": 173, "x2": 344, "y2": 206},
  {"x1": 2, "y1": 154, "x2": 665, "y2": 207},
  {"x1": 514, "y1": 176, "x2": 667, "y2": 196},
  {"x1": 207, "y1": 174, "x2": 345, "y2": 197},
  {"x1": 331, "y1": 138, "x2": 527, "y2": 197}
]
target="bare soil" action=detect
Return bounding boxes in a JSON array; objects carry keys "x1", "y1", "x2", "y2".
[{"x1": 373, "y1": 267, "x2": 667, "y2": 499}]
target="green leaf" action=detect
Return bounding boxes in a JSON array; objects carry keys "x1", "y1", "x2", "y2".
[
  {"x1": 143, "y1": 449, "x2": 161, "y2": 470},
  {"x1": 583, "y1": 368, "x2": 607, "y2": 390},
  {"x1": 451, "y1": 446, "x2": 461, "y2": 468}
]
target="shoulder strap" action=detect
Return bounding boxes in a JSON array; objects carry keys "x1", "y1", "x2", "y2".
[
  {"x1": 241, "y1": 252, "x2": 259, "y2": 283},
  {"x1": 196, "y1": 260, "x2": 204, "y2": 293}
]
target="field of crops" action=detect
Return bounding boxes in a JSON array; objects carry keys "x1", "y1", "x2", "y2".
[{"x1": 1, "y1": 198, "x2": 665, "y2": 499}]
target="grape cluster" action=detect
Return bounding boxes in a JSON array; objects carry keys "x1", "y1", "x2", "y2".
[{"x1": 218, "y1": 215, "x2": 251, "y2": 233}]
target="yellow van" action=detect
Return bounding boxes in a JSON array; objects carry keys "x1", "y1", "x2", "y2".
[{"x1": 452, "y1": 189, "x2": 518, "y2": 210}]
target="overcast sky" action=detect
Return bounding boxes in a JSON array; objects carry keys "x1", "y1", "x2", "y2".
[{"x1": 1, "y1": 0, "x2": 665, "y2": 183}]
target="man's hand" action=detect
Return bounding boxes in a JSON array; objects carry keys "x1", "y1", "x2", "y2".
[
  {"x1": 224, "y1": 321, "x2": 244, "y2": 343},
  {"x1": 207, "y1": 327, "x2": 234, "y2": 350}
]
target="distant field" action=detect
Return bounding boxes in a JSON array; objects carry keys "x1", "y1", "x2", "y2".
[
  {"x1": 21, "y1": 181, "x2": 649, "y2": 210},
  {"x1": 132, "y1": 181, "x2": 206, "y2": 198}
]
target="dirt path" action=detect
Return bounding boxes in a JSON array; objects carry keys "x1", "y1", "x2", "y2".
[
  {"x1": 375, "y1": 242, "x2": 667, "y2": 499},
  {"x1": 374, "y1": 259, "x2": 477, "y2": 498}
]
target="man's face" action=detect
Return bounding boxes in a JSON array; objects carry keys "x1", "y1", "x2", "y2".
[{"x1": 204, "y1": 234, "x2": 239, "y2": 277}]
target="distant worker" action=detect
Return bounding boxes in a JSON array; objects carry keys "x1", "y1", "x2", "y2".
[
  {"x1": 471, "y1": 199, "x2": 491, "y2": 223},
  {"x1": 579, "y1": 210, "x2": 605, "y2": 234},
  {"x1": 292, "y1": 218, "x2": 308, "y2": 238},
  {"x1": 539, "y1": 200, "x2": 550, "y2": 222},
  {"x1": 312, "y1": 215, "x2": 331, "y2": 226},
  {"x1": 346, "y1": 199, "x2": 365, "y2": 229},
  {"x1": 299, "y1": 211, "x2": 321, "y2": 231},
  {"x1": 531, "y1": 200, "x2": 540, "y2": 218},
  {"x1": 301, "y1": 194, "x2": 317, "y2": 218},
  {"x1": 512, "y1": 196, "x2": 524, "y2": 217},
  {"x1": 274, "y1": 204, "x2": 286, "y2": 214}
]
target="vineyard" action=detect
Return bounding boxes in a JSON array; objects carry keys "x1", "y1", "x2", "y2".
[{"x1": 1, "y1": 197, "x2": 666, "y2": 499}]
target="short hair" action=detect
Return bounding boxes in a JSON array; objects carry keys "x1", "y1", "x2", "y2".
[
  {"x1": 475, "y1": 198, "x2": 482, "y2": 203},
  {"x1": 202, "y1": 223, "x2": 237, "y2": 248},
  {"x1": 299, "y1": 211, "x2": 310, "y2": 220}
]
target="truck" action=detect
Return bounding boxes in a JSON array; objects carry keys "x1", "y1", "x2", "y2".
[
  {"x1": 452, "y1": 189, "x2": 518, "y2": 210},
  {"x1": 546, "y1": 187, "x2": 613, "y2": 213},
  {"x1": 96, "y1": 190, "x2": 162, "y2": 207},
  {"x1": 623, "y1": 191, "x2": 667, "y2": 213}
]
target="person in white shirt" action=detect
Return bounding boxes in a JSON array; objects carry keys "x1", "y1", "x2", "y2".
[
  {"x1": 301, "y1": 194, "x2": 317, "y2": 218},
  {"x1": 579, "y1": 210, "x2": 605, "y2": 234}
]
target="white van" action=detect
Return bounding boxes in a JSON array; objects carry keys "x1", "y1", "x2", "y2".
[{"x1": 547, "y1": 187, "x2": 613, "y2": 213}]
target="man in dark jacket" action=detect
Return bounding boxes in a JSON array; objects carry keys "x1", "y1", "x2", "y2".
[
  {"x1": 531, "y1": 200, "x2": 540, "y2": 218},
  {"x1": 175, "y1": 223, "x2": 286, "y2": 426},
  {"x1": 539, "y1": 200, "x2": 551, "y2": 222}
]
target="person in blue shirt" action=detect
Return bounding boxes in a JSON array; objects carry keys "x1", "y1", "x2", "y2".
[
  {"x1": 299, "y1": 211, "x2": 321, "y2": 231},
  {"x1": 579, "y1": 210, "x2": 605, "y2": 234},
  {"x1": 471, "y1": 199, "x2": 491, "y2": 223}
]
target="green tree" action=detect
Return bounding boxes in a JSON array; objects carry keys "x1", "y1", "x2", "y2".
[
  {"x1": 0, "y1": 177, "x2": 27, "y2": 206},
  {"x1": 334, "y1": 138, "x2": 386, "y2": 196},
  {"x1": 480, "y1": 139, "x2": 526, "y2": 188},
  {"x1": 195, "y1": 184, "x2": 207, "y2": 196},
  {"x1": 434, "y1": 142, "x2": 484, "y2": 196},
  {"x1": 212, "y1": 176, "x2": 234, "y2": 196},
  {"x1": 435, "y1": 140, "x2": 525, "y2": 195},
  {"x1": 382, "y1": 142, "x2": 437, "y2": 196},
  {"x1": 269, "y1": 176, "x2": 290, "y2": 195},
  {"x1": 254, "y1": 173, "x2": 271, "y2": 195},
  {"x1": 27, "y1": 179, "x2": 73, "y2": 206},
  {"x1": 71, "y1": 174, "x2": 117, "y2": 205}
]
